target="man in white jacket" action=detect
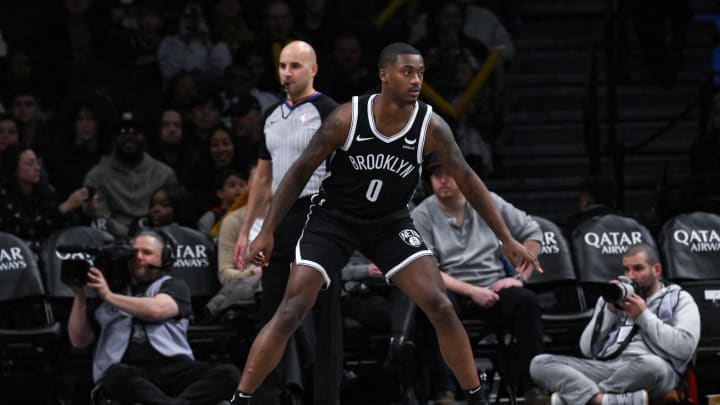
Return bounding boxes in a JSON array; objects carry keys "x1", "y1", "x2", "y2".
[{"x1": 530, "y1": 243, "x2": 700, "y2": 405}]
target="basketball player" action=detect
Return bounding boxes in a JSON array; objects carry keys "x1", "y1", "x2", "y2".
[
  {"x1": 230, "y1": 42, "x2": 541, "y2": 405},
  {"x1": 232, "y1": 40, "x2": 342, "y2": 404}
]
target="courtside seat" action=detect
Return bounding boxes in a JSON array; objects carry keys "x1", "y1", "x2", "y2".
[
  {"x1": 526, "y1": 216, "x2": 592, "y2": 354},
  {"x1": 0, "y1": 231, "x2": 62, "y2": 404},
  {"x1": 658, "y1": 212, "x2": 720, "y2": 397},
  {"x1": 570, "y1": 214, "x2": 656, "y2": 308}
]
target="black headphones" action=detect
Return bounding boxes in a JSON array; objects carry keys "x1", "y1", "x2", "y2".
[{"x1": 136, "y1": 229, "x2": 177, "y2": 271}]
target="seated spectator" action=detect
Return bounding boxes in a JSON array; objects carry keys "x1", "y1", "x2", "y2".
[
  {"x1": 411, "y1": 153, "x2": 544, "y2": 403},
  {"x1": 9, "y1": 88, "x2": 52, "y2": 158},
  {"x1": 163, "y1": 72, "x2": 198, "y2": 122},
  {"x1": 128, "y1": 184, "x2": 194, "y2": 237},
  {"x1": 209, "y1": 0, "x2": 256, "y2": 53},
  {"x1": 411, "y1": 0, "x2": 491, "y2": 97},
  {"x1": 45, "y1": 94, "x2": 113, "y2": 198},
  {"x1": 147, "y1": 109, "x2": 199, "y2": 186},
  {"x1": 83, "y1": 110, "x2": 177, "y2": 235},
  {"x1": 219, "y1": 63, "x2": 279, "y2": 116},
  {"x1": 530, "y1": 243, "x2": 700, "y2": 404},
  {"x1": 157, "y1": 1, "x2": 231, "y2": 86},
  {"x1": 228, "y1": 94, "x2": 263, "y2": 168},
  {"x1": 315, "y1": 32, "x2": 375, "y2": 103},
  {"x1": 408, "y1": 1, "x2": 516, "y2": 64},
  {"x1": 565, "y1": 175, "x2": 617, "y2": 235},
  {"x1": 187, "y1": 125, "x2": 249, "y2": 214},
  {"x1": 0, "y1": 113, "x2": 20, "y2": 162},
  {"x1": 0, "y1": 145, "x2": 90, "y2": 252},
  {"x1": 186, "y1": 92, "x2": 224, "y2": 149},
  {"x1": 206, "y1": 202, "x2": 262, "y2": 321},
  {"x1": 67, "y1": 230, "x2": 240, "y2": 404},
  {"x1": 197, "y1": 169, "x2": 248, "y2": 236}
]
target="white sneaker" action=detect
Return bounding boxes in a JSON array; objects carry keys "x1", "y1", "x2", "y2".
[
  {"x1": 550, "y1": 393, "x2": 566, "y2": 405},
  {"x1": 603, "y1": 390, "x2": 649, "y2": 405}
]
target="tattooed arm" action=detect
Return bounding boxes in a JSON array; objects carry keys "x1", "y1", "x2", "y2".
[
  {"x1": 424, "y1": 113, "x2": 542, "y2": 274},
  {"x1": 245, "y1": 103, "x2": 351, "y2": 265}
]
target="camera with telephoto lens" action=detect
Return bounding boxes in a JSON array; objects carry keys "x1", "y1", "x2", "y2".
[
  {"x1": 599, "y1": 275, "x2": 647, "y2": 303},
  {"x1": 58, "y1": 242, "x2": 136, "y2": 288}
]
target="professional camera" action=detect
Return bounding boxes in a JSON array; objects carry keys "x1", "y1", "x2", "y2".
[
  {"x1": 58, "y1": 242, "x2": 136, "y2": 288},
  {"x1": 599, "y1": 275, "x2": 647, "y2": 303}
]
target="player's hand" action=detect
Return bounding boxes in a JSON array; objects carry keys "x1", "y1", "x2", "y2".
[
  {"x1": 619, "y1": 294, "x2": 646, "y2": 319},
  {"x1": 244, "y1": 230, "x2": 274, "y2": 267},
  {"x1": 233, "y1": 233, "x2": 249, "y2": 269},
  {"x1": 470, "y1": 286, "x2": 499, "y2": 308},
  {"x1": 490, "y1": 276, "x2": 523, "y2": 293},
  {"x1": 87, "y1": 267, "x2": 111, "y2": 301},
  {"x1": 503, "y1": 239, "x2": 542, "y2": 275}
]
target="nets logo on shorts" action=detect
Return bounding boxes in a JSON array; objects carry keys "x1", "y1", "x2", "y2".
[{"x1": 399, "y1": 229, "x2": 422, "y2": 247}]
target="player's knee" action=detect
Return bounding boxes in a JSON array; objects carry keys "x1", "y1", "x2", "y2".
[
  {"x1": 423, "y1": 293, "x2": 455, "y2": 324},
  {"x1": 273, "y1": 301, "x2": 308, "y2": 333}
]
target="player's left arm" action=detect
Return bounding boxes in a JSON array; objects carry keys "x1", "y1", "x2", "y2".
[{"x1": 424, "y1": 113, "x2": 542, "y2": 273}]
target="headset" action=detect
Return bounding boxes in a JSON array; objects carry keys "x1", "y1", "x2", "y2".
[{"x1": 135, "y1": 229, "x2": 177, "y2": 271}]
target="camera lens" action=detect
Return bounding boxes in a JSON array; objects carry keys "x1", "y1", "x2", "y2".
[{"x1": 600, "y1": 283, "x2": 625, "y2": 302}]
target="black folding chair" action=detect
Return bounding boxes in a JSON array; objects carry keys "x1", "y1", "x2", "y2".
[
  {"x1": 0, "y1": 231, "x2": 62, "y2": 404},
  {"x1": 658, "y1": 212, "x2": 720, "y2": 396},
  {"x1": 526, "y1": 216, "x2": 592, "y2": 355},
  {"x1": 570, "y1": 214, "x2": 657, "y2": 308}
]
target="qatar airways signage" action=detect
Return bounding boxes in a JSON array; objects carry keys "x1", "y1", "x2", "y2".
[
  {"x1": 540, "y1": 231, "x2": 560, "y2": 254},
  {"x1": 173, "y1": 244, "x2": 210, "y2": 268},
  {"x1": 673, "y1": 229, "x2": 720, "y2": 252},
  {"x1": 583, "y1": 231, "x2": 644, "y2": 254},
  {"x1": 0, "y1": 247, "x2": 27, "y2": 271}
]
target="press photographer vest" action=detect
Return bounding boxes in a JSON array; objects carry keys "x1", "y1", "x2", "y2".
[
  {"x1": 592, "y1": 284, "x2": 690, "y2": 374},
  {"x1": 92, "y1": 275, "x2": 193, "y2": 382}
]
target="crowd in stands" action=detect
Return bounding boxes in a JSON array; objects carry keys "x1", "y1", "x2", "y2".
[{"x1": 0, "y1": 1, "x2": 716, "y2": 404}]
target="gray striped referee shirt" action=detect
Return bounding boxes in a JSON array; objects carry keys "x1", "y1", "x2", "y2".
[{"x1": 258, "y1": 93, "x2": 338, "y2": 198}]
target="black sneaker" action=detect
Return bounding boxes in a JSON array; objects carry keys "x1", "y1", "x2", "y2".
[
  {"x1": 466, "y1": 385, "x2": 489, "y2": 405},
  {"x1": 229, "y1": 391, "x2": 250, "y2": 405}
]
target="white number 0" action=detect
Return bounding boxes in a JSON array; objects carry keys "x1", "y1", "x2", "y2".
[{"x1": 365, "y1": 179, "x2": 383, "y2": 202}]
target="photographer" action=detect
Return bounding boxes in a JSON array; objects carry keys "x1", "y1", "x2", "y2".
[
  {"x1": 530, "y1": 243, "x2": 700, "y2": 405},
  {"x1": 67, "y1": 230, "x2": 239, "y2": 404}
]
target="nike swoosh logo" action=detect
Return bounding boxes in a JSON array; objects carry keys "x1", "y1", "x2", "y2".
[
  {"x1": 356, "y1": 135, "x2": 374, "y2": 142},
  {"x1": 404, "y1": 137, "x2": 417, "y2": 145}
]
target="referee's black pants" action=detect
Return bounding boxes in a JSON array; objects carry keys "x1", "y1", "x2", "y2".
[{"x1": 254, "y1": 197, "x2": 343, "y2": 405}]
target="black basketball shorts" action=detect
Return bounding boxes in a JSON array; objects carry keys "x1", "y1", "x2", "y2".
[{"x1": 294, "y1": 202, "x2": 433, "y2": 288}]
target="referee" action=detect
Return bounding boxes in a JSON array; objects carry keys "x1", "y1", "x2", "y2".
[{"x1": 232, "y1": 41, "x2": 341, "y2": 405}]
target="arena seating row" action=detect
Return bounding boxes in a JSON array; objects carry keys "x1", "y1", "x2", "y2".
[{"x1": 0, "y1": 211, "x2": 718, "y2": 403}]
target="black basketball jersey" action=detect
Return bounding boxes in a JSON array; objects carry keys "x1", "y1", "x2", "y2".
[{"x1": 318, "y1": 94, "x2": 432, "y2": 219}]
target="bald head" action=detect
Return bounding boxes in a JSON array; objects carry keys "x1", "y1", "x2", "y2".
[
  {"x1": 280, "y1": 40, "x2": 317, "y2": 65},
  {"x1": 278, "y1": 41, "x2": 318, "y2": 101}
]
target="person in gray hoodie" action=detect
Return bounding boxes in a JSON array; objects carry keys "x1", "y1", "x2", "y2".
[
  {"x1": 530, "y1": 243, "x2": 700, "y2": 405},
  {"x1": 84, "y1": 111, "x2": 177, "y2": 235}
]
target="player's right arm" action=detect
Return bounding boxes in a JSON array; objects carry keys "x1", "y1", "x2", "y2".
[
  {"x1": 233, "y1": 161, "x2": 272, "y2": 268},
  {"x1": 245, "y1": 103, "x2": 352, "y2": 266}
]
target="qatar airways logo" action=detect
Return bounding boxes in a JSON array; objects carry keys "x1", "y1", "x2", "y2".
[
  {"x1": 540, "y1": 231, "x2": 560, "y2": 254},
  {"x1": 673, "y1": 229, "x2": 720, "y2": 252},
  {"x1": 584, "y1": 231, "x2": 643, "y2": 254},
  {"x1": 0, "y1": 247, "x2": 27, "y2": 271},
  {"x1": 173, "y1": 244, "x2": 211, "y2": 268}
]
